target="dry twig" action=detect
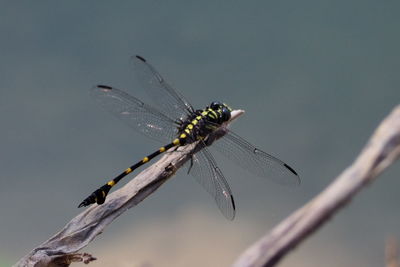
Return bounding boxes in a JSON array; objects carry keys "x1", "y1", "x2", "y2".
[{"x1": 233, "y1": 105, "x2": 400, "y2": 267}]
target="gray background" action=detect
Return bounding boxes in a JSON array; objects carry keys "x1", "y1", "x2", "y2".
[{"x1": 1, "y1": 1, "x2": 399, "y2": 266}]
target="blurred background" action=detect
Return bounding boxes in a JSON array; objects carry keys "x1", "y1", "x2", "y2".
[{"x1": 1, "y1": 1, "x2": 400, "y2": 266}]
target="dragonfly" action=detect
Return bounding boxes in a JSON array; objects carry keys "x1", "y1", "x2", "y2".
[{"x1": 78, "y1": 55, "x2": 300, "y2": 220}]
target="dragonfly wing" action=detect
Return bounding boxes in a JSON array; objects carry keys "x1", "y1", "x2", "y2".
[
  {"x1": 131, "y1": 55, "x2": 195, "y2": 122},
  {"x1": 212, "y1": 129, "x2": 300, "y2": 186},
  {"x1": 188, "y1": 143, "x2": 236, "y2": 220},
  {"x1": 91, "y1": 85, "x2": 178, "y2": 143}
]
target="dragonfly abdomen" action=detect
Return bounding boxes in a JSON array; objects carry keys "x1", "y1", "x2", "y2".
[{"x1": 78, "y1": 139, "x2": 185, "y2": 208}]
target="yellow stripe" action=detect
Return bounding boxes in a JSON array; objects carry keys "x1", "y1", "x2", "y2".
[
  {"x1": 125, "y1": 168, "x2": 132, "y2": 174},
  {"x1": 107, "y1": 180, "x2": 116, "y2": 186},
  {"x1": 184, "y1": 129, "x2": 190, "y2": 134},
  {"x1": 196, "y1": 115, "x2": 202, "y2": 120},
  {"x1": 173, "y1": 138, "x2": 180, "y2": 145},
  {"x1": 192, "y1": 119, "x2": 198, "y2": 125},
  {"x1": 208, "y1": 113, "x2": 216, "y2": 119},
  {"x1": 180, "y1": 133, "x2": 186, "y2": 139},
  {"x1": 188, "y1": 124, "x2": 193, "y2": 129},
  {"x1": 159, "y1": 147, "x2": 166, "y2": 152},
  {"x1": 102, "y1": 191, "x2": 106, "y2": 197},
  {"x1": 201, "y1": 111, "x2": 208, "y2": 116},
  {"x1": 142, "y1": 157, "x2": 149, "y2": 163}
]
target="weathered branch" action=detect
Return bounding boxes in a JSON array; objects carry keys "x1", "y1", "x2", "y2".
[
  {"x1": 15, "y1": 111, "x2": 244, "y2": 267},
  {"x1": 233, "y1": 105, "x2": 400, "y2": 267}
]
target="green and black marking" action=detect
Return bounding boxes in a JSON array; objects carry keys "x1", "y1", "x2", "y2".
[{"x1": 78, "y1": 55, "x2": 299, "y2": 220}]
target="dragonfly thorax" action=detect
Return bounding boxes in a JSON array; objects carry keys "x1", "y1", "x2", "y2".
[
  {"x1": 177, "y1": 102, "x2": 232, "y2": 144},
  {"x1": 209, "y1": 101, "x2": 232, "y2": 123}
]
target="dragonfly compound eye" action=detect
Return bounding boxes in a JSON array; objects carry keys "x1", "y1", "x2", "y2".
[{"x1": 221, "y1": 107, "x2": 231, "y2": 122}]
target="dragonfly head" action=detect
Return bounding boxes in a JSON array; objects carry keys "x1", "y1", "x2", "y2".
[{"x1": 210, "y1": 101, "x2": 232, "y2": 122}]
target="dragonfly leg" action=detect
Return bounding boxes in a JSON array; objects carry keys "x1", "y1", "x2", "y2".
[{"x1": 187, "y1": 155, "x2": 194, "y2": 175}]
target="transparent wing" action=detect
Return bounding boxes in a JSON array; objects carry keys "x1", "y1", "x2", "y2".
[
  {"x1": 131, "y1": 55, "x2": 195, "y2": 121},
  {"x1": 91, "y1": 85, "x2": 179, "y2": 143},
  {"x1": 212, "y1": 129, "x2": 300, "y2": 186},
  {"x1": 188, "y1": 143, "x2": 236, "y2": 220}
]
